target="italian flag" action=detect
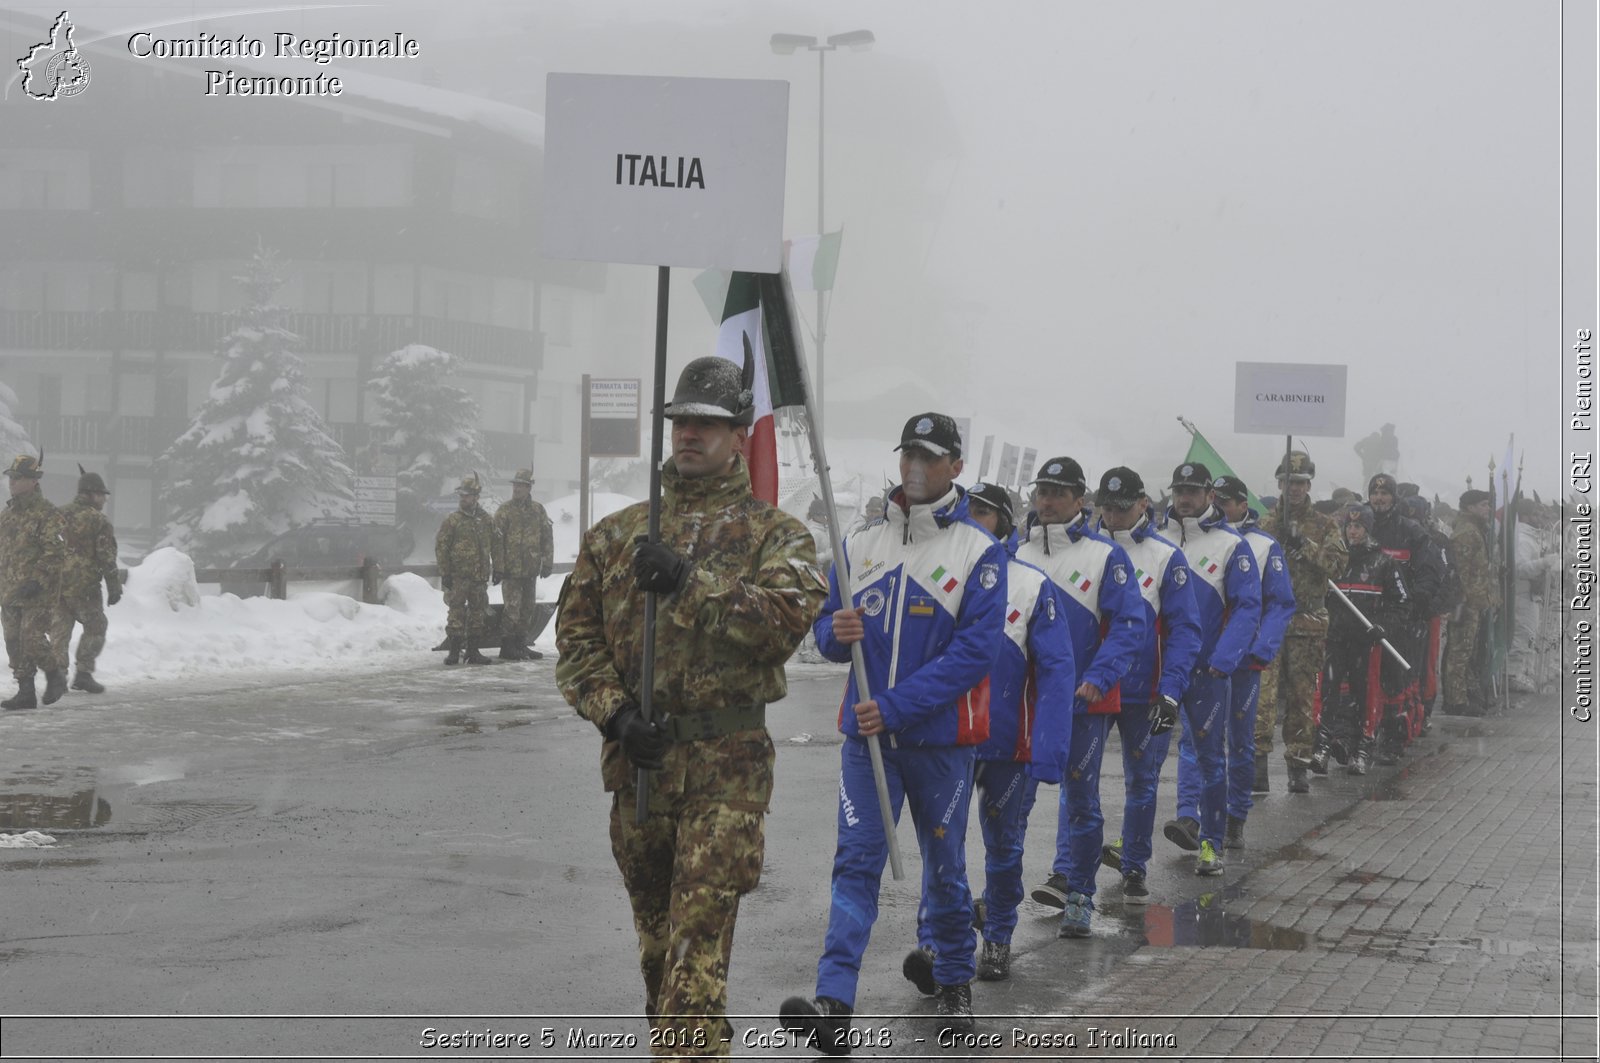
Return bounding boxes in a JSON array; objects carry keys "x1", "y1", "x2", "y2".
[
  {"x1": 1135, "y1": 568, "x2": 1155, "y2": 590},
  {"x1": 930, "y1": 565, "x2": 959, "y2": 594},
  {"x1": 1068, "y1": 569, "x2": 1092, "y2": 593},
  {"x1": 713, "y1": 274, "x2": 775, "y2": 502},
  {"x1": 1198, "y1": 556, "x2": 1219, "y2": 575}
]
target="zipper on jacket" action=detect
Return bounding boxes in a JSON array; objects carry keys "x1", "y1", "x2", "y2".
[
  {"x1": 884, "y1": 564, "x2": 910, "y2": 750},
  {"x1": 882, "y1": 576, "x2": 897, "y2": 634}
]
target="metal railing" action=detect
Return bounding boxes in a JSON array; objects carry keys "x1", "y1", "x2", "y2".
[{"x1": 0, "y1": 309, "x2": 542, "y2": 369}]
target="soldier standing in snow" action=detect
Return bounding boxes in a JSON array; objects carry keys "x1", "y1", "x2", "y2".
[
  {"x1": 435, "y1": 473, "x2": 494, "y2": 665},
  {"x1": 49, "y1": 465, "x2": 121, "y2": 694},
  {"x1": 557, "y1": 356, "x2": 825, "y2": 1059},
  {"x1": 1, "y1": 454, "x2": 66, "y2": 709},
  {"x1": 492, "y1": 468, "x2": 553, "y2": 660}
]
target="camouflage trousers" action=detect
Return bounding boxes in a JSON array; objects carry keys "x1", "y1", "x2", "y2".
[
  {"x1": 1257, "y1": 634, "x2": 1325, "y2": 764},
  {"x1": 50, "y1": 590, "x2": 108, "y2": 674},
  {"x1": 608, "y1": 783, "x2": 766, "y2": 1059},
  {"x1": 1442, "y1": 607, "x2": 1483, "y2": 708},
  {"x1": 499, "y1": 577, "x2": 536, "y2": 642},
  {"x1": 2, "y1": 603, "x2": 56, "y2": 682},
  {"x1": 444, "y1": 581, "x2": 490, "y2": 642}
]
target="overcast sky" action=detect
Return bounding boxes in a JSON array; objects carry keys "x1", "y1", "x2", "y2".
[{"x1": 8, "y1": 0, "x2": 1573, "y2": 501}]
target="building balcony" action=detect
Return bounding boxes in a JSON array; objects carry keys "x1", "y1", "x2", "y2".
[
  {"x1": 16, "y1": 414, "x2": 536, "y2": 470},
  {"x1": 0, "y1": 309, "x2": 542, "y2": 371}
]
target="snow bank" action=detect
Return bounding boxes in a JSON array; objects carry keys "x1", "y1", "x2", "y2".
[
  {"x1": 0, "y1": 831, "x2": 56, "y2": 848},
  {"x1": 91, "y1": 552, "x2": 447, "y2": 686}
]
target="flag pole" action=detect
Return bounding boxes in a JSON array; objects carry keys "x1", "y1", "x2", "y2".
[
  {"x1": 636, "y1": 265, "x2": 670, "y2": 824},
  {"x1": 764, "y1": 268, "x2": 904, "y2": 881}
]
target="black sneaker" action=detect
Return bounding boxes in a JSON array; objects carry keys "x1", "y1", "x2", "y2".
[
  {"x1": 976, "y1": 939, "x2": 1010, "y2": 981},
  {"x1": 934, "y1": 982, "x2": 974, "y2": 1036},
  {"x1": 1100, "y1": 838, "x2": 1124, "y2": 873},
  {"x1": 1030, "y1": 872, "x2": 1069, "y2": 909},
  {"x1": 1121, "y1": 871, "x2": 1150, "y2": 904},
  {"x1": 901, "y1": 946, "x2": 936, "y2": 996},
  {"x1": 1163, "y1": 816, "x2": 1201, "y2": 852},
  {"x1": 779, "y1": 995, "x2": 854, "y2": 1057},
  {"x1": 1224, "y1": 814, "x2": 1245, "y2": 850}
]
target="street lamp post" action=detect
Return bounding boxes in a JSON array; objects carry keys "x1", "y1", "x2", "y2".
[{"x1": 770, "y1": 29, "x2": 874, "y2": 435}]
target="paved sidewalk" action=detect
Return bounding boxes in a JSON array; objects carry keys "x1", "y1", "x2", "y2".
[{"x1": 958, "y1": 696, "x2": 1597, "y2": 1061}]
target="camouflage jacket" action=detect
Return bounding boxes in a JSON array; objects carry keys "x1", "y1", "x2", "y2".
[
  {"x1": 1451, "y1": 511, "x2": 1499, "y2": 611},
  {"x1": 555, "y1": 455, "x2": 827, "y2": 794},
  {"x1": 0, "y1": 489, "x2": 65, "y2": 607},
  {"x1": 493, "y1": 497, "x2": 554, "y2": 579},
  {"x1": 435, "y1": 505, "x2": 494, "y2": 583},
  {"x1": 60, "y1": 497, "x2": 120, "y2": 598},
  {"x1": 1260, "y1": 497, "x2": 1347, "y2": 636}
]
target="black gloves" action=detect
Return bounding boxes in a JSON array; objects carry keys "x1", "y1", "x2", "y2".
[
  {"x1": 540, "y1": 561, "x2": 553, "y2": 579},
  {"x1": 633, "y1": 537, "x2": 689, "y2": 595},
  {"x1": 492, "y1": 572, "x2": 502, "y2": 586},
  {"x1": 1150, "y1": 695, "x2": 1180, "y2": 737},
  {"x1": 440, "y1": 575, "x2": 453, "y2": 592},
  {"x1": 1365, "y1": 624, "x2": 1387, "y2": 644},
  {"x1": 605, "y1": 704, "x2": 671, "y2": 770},
  {"x1": 15, "y1": 580, "x2": 41, "y2": 601},
  {"x1": 106, "y1": 583, "x2": 122, "y2": 606}
]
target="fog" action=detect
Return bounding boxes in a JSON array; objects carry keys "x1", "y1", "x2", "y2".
[{"x1": 2, "y1": 0, "x2": 1568, "y2": 514}]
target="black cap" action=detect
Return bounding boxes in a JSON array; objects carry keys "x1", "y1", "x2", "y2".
[
  {"x1": 894, "y1": 412, "x2": 962, "y2": 458},
  {"x1": 1031, "y1": 456, "x2": 1086, "y2": 490},
  {"x1": 1368, "y1": 473, "x2": 1399, "y2": 496},
  {"x1": 1460, "y1": 488, "x2": 1492, "y2": 508},
  {"x1": 1095, "y1": 466, "x2": 1145, "y2": 507},
  {"x1": 966, "y1": 481, "x2": 1014, "y2": 524},
  {"x1": 1169, "y1": 462, "x2": 1213, "y2": 490},
  {"x1": 1341, "y1": 502, "x2": 1375, "y2": 533},
  {"x1": 1211, "y1": 474, "x2": 1248, "y2": 502}
]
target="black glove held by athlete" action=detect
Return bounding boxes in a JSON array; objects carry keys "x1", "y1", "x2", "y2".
[
  {"x1": 1150, "y1": 695, "x2": 1180, "y2": 737},
  {"x1": 606, "y1": 704, "x2": 671, "y2": 771},
  {"x1": 632, "y1": 537, "x2": 690, "y2": 595}
]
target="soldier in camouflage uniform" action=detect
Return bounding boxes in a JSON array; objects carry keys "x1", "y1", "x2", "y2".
[
  {"x1": 492, "y1": 468, "x2": 554, "y2": 661},
  {"x1": 1257, "y1": 451, "x2": 1347, "y2": 793},
  {"x1": 50, "y1": 466, "x2": 121, "y2": 694},
  {"x1": 1, "y1": 455, "x2": 66, "y2": 710},
  {"x1": 1442, "y1": 489, "x2": 1498, "y2": 714},
  {"x1": 435, "y1": 473, "x2": 494, "y2": 665},
  {"x1": 555, "y1": 355, "x2": 825, "y2": 1060}
]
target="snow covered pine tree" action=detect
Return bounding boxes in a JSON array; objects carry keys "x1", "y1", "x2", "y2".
[{"x1": 363, "y1": 344, "x2": 489, "y2": 531}]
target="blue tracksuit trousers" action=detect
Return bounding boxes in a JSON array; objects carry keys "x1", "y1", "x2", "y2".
[
  {"x1": 941, "y1": 759, "x2": 1037, "y2": 947},
  {"x1": 1112, "y1": 702, "x2": 1173, "y2": 879},
  {"x1": 817, "y1": 738, "x2": 976, "y2": 1005},
  {"x1": 1050, "y1": 713, "x2": 1111, "y2": 900},
  {"x1": 1173, "y1": 671, "x2": 1230, "y2": 848}
]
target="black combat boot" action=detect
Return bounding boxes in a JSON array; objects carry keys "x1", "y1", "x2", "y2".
[
  {"x1": 1253, "y1": 752, "x2": 1270, "y2": 793},
  {"x1": 1349, "y1": 736, "x2": 1375, "y2": 775},
  {"x1": 444, "y1": 638, "x2": 461, "y2": 666},
  {"x1": 778, "y1": 995, "x2": 853, "y2": 1056},
  {"x1": 463, "y1": 642, "x2": 493, "y2": 665},
  {"x1": 42, "y1": 670, "x2": 67, "y2": 705},
  {"x1": 1225, "y1": 814, "x2": 1246, "y2": 850},
  {"x1": 72, "y1": 671, "x2": 105, "y2": 694},
  {"x1": 1, "y1": 678, "x2": 36, "y2": 710},
  {"x1": 934, "y1": 982, "x2": 975, "y2": 1035},
  {"x1": 977, "y1": 939, "x2": 1010, "y2": 981},
  {"x1": 497, "y1": 640, "x2": 524, "y2": 661},
  {"x1": 1286, "y1": 759, "x2": 1311, "y2": 793},
  {"x1": 901, "y1": 946, "x2": 936, "y2": 996},
  {"x1": 521, "y1": 645, "x2": 545, "y2": 660}
]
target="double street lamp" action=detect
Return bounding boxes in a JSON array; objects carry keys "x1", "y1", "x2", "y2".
[{"x1": 770, "y1": 29, "x2": 874, "y2": 433}]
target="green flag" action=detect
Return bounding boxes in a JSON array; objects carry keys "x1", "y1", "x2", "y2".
[{"x1": 1180, "y1": 420, "x2": 1266, "y2": 514}]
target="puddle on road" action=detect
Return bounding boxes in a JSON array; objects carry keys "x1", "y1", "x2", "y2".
[
  {"x1": 1113, "y1": 888, "x2": 1313, "y2": 952},
  {"x1": 0, "y1": 787, "x2": 113, "y2": 830},
  {"x1": 439, "y1": 712, "x2": 482, "y2": 734}
]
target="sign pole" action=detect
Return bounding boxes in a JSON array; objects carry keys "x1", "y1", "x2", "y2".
[
  {"x1": 636, "y1": 266, "x2": 670, "y2": 824},
  {"x1": 580, "y1": 373, "x2": 592, "y2": 536}
]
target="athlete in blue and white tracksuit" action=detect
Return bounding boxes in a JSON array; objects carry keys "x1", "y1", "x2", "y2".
[
  {"x1": 1162, "y1": 465, "x2": 1262, "y2": 861},
  {"x1": 810, "y1": 482, "x2": 1007, "y2": 1006},
  {"x1": 1183, "y1": 479, "x2": 1297, "y2": 835},
  {"x1": 1015, "y1": 458, "x2": 1144, "y2": 922},
  {"x1": 1095, "y1": 474, "x2": 1203, "y2": 887},
  {"x1": 958, "y1": 526, "x2": 1076, "y2": 951}
]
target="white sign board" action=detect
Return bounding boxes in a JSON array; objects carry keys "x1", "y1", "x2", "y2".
[
  {"x1": 542, "y1": 73, "x2": 789, "y2": 271},
  {"x1": 354, "y1": 476, "x2": 398, "y2": 490},
  {"x1": 589, "y1": 378, "x2": 641, "y2": 418},
  {"x1": 1234, "y1": 362, "x2": 1348, "y2": 437}
]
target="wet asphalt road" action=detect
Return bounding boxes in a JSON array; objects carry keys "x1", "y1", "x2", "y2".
[{"x1": 0, "y1": 653, "x2": 1516, "y2": 1059}]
